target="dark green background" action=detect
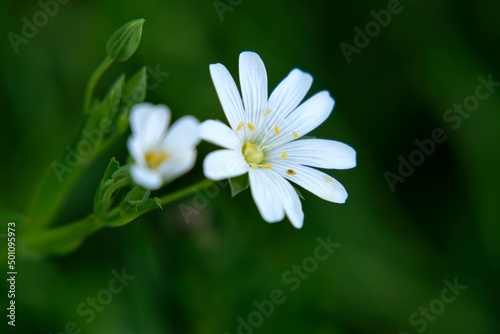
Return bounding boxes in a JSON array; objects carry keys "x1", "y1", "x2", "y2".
[{"x1": 1, "y1": 0, "x2": 499, "y2": 333}]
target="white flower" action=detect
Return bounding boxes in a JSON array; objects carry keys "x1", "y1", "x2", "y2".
[
  {"x1": 127, "y1": 103, "x2": 200, "y2": 190},
  {"x1": 200, "y1": 51, "x2": 356, "y2": 228}
]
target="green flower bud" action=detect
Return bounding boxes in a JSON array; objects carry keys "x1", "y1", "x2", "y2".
[
  {"x1": 119, "y1": 186, "x2": 152, "y2": 215},
  {"x1": 123, "y1": 67, "x2": 147, "y2": 108},
  {"x1": 93, "y1": 159, "x2": 132, "y2": 216},
  {"x1": 111, "y1": 165, "x2": 130, "y2": 181},
  {"x1": 123, "y1": 186, "x2": 150, "y2": 207},
  {"x1": 106, "y1": 18, "x2": 145, "y2": 62},
  {"x1": 115, "y1": 67, "x2": 148, "y2": 134},
  {"x1": 98, "y1": 74, "x2": 125, "y2": 123}
]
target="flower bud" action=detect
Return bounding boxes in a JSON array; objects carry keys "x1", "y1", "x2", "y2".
[
  {"x1": 123, "y1": 186, "x2": 150, "y2": 207},
  {"x1": 106, "y1": 18, "x2": 145, "y2": 62},
  {"x1": 123, "y1": 67, "x2": 147, "y2": 108}
]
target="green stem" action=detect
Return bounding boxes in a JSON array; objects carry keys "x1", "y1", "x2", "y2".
[
  {"x1": 21, "y1": 214, "x2": 103, "y2": 257},
  {"x1": 83, "y1": 56, "x2": 114, "y2": 113},
  {"x1": 23, "y1": 179, "x2": 215, "y2": 257},
  {"x1": 27, "y1": 131, "x2": 94, "y2": 230},
  {"x1": 159, "y1": 179, "x2": 214, "y2": 206},
  {"x1": 105, "y1": 179, "x2": 215, "y2": 227}
]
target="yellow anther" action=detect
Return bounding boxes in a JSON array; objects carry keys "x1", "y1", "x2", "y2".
[
  {"x1": 248, "y1": 123, "x2": 255, "y2": 132},
  {"x1": 262, "y1": 164, "x2": 272, "y2": 169},
  {"x1": 264, "y1": 108, "x2": 271, "y2": 117},
  {"x1": 281, "y1": 152, "x2": 288, "y2": 160},
  {"x1": 274, "y1": 125, "x2": 281, "y2": 135},
  {"x1": 236, "y1": 122, "x2": 244, "y2": 131},
  {"x1": 292, "y1": 131, "x2": 299, "y2": 139},
  {"x1": 286, "y1": 169, "x2": 297, "y2": 175},
  {"x1": 249, "y1": 163, "x2": 258, "y2": 169},
  {"x1": 145, "y1": 152, "x2": 168, "y2": 170}
]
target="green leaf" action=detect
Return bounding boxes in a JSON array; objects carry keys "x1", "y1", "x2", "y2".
[
  {"x1": 106, "y1": 18, "x2": 145, "y2": 62},
  {"x1": 153, "y1": 197, "x2": 163, "y2": 209},
  {"x1": 229, "y1": 174, "x2": 249, "y2": 197},
  {"x1": 106, "y1": 198, "x2": 159, "y2": 227}
]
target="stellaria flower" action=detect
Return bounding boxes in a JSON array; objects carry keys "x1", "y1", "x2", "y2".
[
  {"x1": 127, "y1": 103, "x2": 200, "y2": 190},
  {"x1": 200, "y1": 51, "x2": 356, "y2": 228}
]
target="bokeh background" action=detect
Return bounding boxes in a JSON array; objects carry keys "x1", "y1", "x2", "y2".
[{"x1": 1, "y1": 0, "x2": 499, "y2": 333}]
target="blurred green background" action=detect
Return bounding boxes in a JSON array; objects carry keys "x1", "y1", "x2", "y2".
[{"x1": 1, "y1": 0, "x2": 499, "y2": 333}]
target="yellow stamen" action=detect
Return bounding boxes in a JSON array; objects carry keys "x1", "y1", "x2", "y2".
[
  {"x1": 292, "y1": 131, "x2": 299, "y2": 139},
  {"x1": 274, "y1": 125, "x2": 281, "y2": 135},
  {"x1": 249, "y1": 163, "x2": 258, "y2": 169},
  {"x1": 264, "y1": 108, "x2": 271, "y2": 117},
  {"x1": 248, "y1": 123, "x2": 255, "y2": 132},
  {"x1": 262, "y1": 164, "x2": 272, "y2": 169},
  {"x1": 145, "y1": 152, "x2": 168, "y2": 170},
  {"x1": 281, "y1": 152, "x2": 288, "y2": 160},
  {"x1": 236, "y1": 122, "x2": 244, "y2": 131}
]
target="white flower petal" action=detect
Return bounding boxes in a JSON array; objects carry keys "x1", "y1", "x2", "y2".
[
  {"x1": 130, "y1": 165, "x2": 163, "y2": 190},
  {"x1": 199, "y1": 120, "x2": 242, "y2": 151},
  {"x1": 158, "y1": 148, "x2": 197, "y2": 182},
  {"x1": 127, "y1": 137, "x2": 146, "y2": 167},
  {"x1": 267, "y1": 139, "x2": 356, "y2": 170},
  {"x1": 162, "y1": 115, "x2": 200, "y2": 149},
  {"x1": 266, "y1": 69, "x2": 313, "y2": 125},
  {"x1": 210, "y1": 63, "x2": 245, "y2": 130},
  {"x1": 130, "y1": 103, "x2": 171, "y2": 149},
  {"x1": 268, "y1": 91, "x2": 334, "y2": 146},
  {"x1": 271, "y1": 172, "x2": 304, "y2": 228},
  {"x1": 239, "y1": 52, "x2": 268, "y2": 125},
  {"x1": 248, "y1": 169, "x2": 304, "y2": 228},
  {"x1": 273, "y1": 163, "x2": 348, "y2": 203},
  {"x1": 203, "y1": 149, "x2": 248, "y2": 181},
  {"x1": 248, "y1": 169, "x2": 285, "y2": 223}
]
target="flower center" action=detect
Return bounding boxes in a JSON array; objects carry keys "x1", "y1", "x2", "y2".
[
  {"x1": 145, "y1": 151, "x2": 168, "y2": 170},
  {"x1": 243, "y1": 142, "x2": 264, "y2": 164}
]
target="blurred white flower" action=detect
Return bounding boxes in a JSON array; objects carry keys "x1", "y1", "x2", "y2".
[
  {"x1": 127, "y1": 103, "x2": 200, "y2": 190},
  {"x1": 200, "y1": 51, "x2": 356, "y2": 228}
]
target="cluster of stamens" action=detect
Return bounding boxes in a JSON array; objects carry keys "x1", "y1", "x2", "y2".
[
  {"x1": 242, "y1": 142, "x2": 271, "y2": 169},
  {"x1": 145, "y1": 152, "x2": 168, "y2": 170},
  {"x1": 238, "y1": 107, "x2": 299, "y2": 171}
]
